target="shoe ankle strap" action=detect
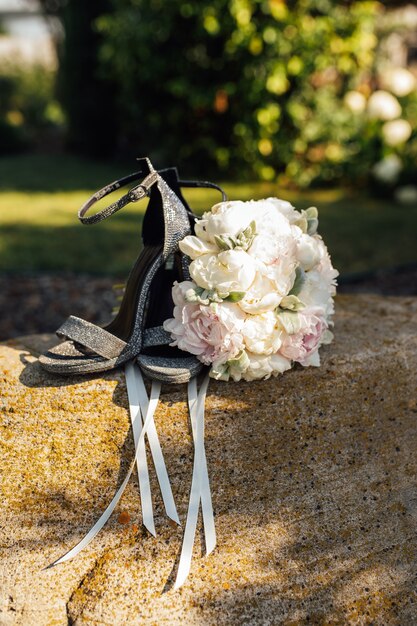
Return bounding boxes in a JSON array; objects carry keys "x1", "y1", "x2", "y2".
[
  {"x1": 78, "y1": 162, "x2": 228, "y2": 226},
  {"x1": 177, "y1": 180, "x2": 227, "y2": 202},
  {"x1": 78, "y1": 169, "x2": 159, "y2": 226}
]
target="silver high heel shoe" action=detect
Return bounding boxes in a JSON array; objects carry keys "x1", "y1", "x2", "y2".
[{"x1": 39, "y1": 158, "x2": 226, "y2": 378}]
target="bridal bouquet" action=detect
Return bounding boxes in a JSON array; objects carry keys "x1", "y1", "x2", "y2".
[{"x1": 164, "y1": 198, "x2": 338, "y2": 382}]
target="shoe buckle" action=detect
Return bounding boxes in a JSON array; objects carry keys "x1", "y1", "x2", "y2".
[
  {"x1": 127, "y1": 171, "x2": 158, "y2": 203},
  {"x1": 127, "y1": 184, "x2": 149, "y2": 203}
]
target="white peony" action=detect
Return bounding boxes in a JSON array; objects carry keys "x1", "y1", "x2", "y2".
[
  {"x1": 265, "y1": 197, "x2": 299, "y2": 223},
  {"x1": 263, "y1": 254, "x2": 297, "y2": 299},
  {"x1": 248, "y1": 234, "x2": 282, "y2": 265},
  {"x1": 197, "y1": 201, "x2": 255, "y2": 243},
  {"x1": 190, "y1": 249, "x2": 256, "y2": 293},
  {"x1": 296, "y1": 233, "x2": 321, "y2": 271},
  {"x1": 246, "y1": 199, "x2": 294, "y2": 237},
  {"x1": 179, "y1": 235, "x2": 218, "y2": 259},
  {"x1": 298, "y1": 240, "x2": 338, "y2": 318},
  {"x1": 298, "y1": 270, "x2": 333, "y2": 317},
  {"x1": 248, "y1": 230, "x2": 296, "y2": 265},
  {"x1": 382, "y1": 119, "x2": 412, "y2": 147},
  {"x1": 315, "y1": 237, "x2": 338, "y2": 288},
  {"x1": 367, "y1": 90, "x2": 402, "y2": 121},
  {"x1": 243, "y1": 352, "x2": 292, "y2": 381},
  {"x1": 196, "y1": 198, "x2": 296, "y2": 245},
  {"x1": 239, "y1": 272, "x2": 283, "y2": 314},
  {"x1": 241, "y1": 311, "x2": 282, "y2": 355}
]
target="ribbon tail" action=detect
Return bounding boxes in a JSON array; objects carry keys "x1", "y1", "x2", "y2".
[
  {"x1": 188, "y1": 376, "x2": 216, "y2": 555},
  {"x1": 133, "y1": 364, "x2": 180, "y2": 525},
  {"x1": 190, "y1": 378, "x2": 216, "y2": 556},
  {"x1": 174, "y1": 374, "x2": 213, "y2": 589},
  {"x1": 44, "y1": 371, "x2": 161, "y2": 569},
  {"x1": 125, "y1": 362, "x2": 156, "y2": 536}
]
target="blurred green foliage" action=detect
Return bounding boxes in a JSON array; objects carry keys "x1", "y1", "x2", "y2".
[
  {"x1": 95, "y1": 0, "x2": 382, "y2": 185},
  {"x1": 3, "y1": 1, "x2": 417, "y2": 191},
  {"x1": 0, "y1": 63, "x2": 63, "y2": 154}
]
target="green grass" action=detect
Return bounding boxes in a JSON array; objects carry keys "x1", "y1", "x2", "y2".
[{"x1": 1, "y1": 153, "x2": 416, "y2": 276}]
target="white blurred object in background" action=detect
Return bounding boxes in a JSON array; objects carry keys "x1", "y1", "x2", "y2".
[
  {"x1": 381, "y1": 67, "x2": 416, "y2": 97},
  {"x1": 394, "y1": 185, "x2": 417, "y2": 204},
  {"x1": 367, "y1": 90, "x2": 402, "y2": 121},
  {"x1": 0, "y1": 0, "x2": 56, "y2": 67},
  {"x1": 372, "y1": 154, "x2": 403, "y2": 184},
  {"x1": 344, "y1": 90, "x2": 367, "y2": 114},
  {"x1": 382, "y1": 119, "x2": 413, "y2": 146}
]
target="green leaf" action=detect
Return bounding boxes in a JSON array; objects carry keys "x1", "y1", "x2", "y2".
[
  {"x1": 241, "y1": 220, "x2": 256, "y2": 240},
  {"x1": 209, "y1": 290, "x2": 224, "y2": 303},
  {"x1": 279, "y1": 294, "x2": 305, "y2": 311},
  {"x1": 295, "y1": 216, "x2": 308, "y2": 233},
  {"x1": 185, "y1": 286, "x2": 208, "y2": 304},
  {"x1": 303, "y1": 207, "x2": 319, "y2": 235},
  {"x1": 305, "y1": 206, "x2": 318, "y2": 220},
  {"x1": 186, "y1": 286, "x2": 231, "y2": 305},
  {"x1": 227, "y1": 350, "x2": 250, "y2": 372},
  {"x1": 210, "y1": 362, "x2": 229, "y2": 381},
  {"x1": 289, "y1": 266, "x2": 306, "y2": 296},
  {"x1": 224, "y1": 291, "x2": 245, "y2": 302},
  {"x1": 214, "y1": 235, "x2": 233, "y2": 251},
  {"x1": 307, "y1": 219, "x2": 318, "y2": 235},
  {"x1": 276, "y1": 310, "x2": 302, "y2": 334},
  {"x1": 232, "y1": 220, "x2": 257, "y2": 251}
]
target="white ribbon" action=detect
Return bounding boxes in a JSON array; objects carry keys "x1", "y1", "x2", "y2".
[
  {"x1": 45, "y1": 367, "x2": 161, "y2": 568},
  {"x1": 187, "y1": 376, "x2": 216, "y2": 554},
  {"x1": 45, "y1": 367, "x2": 216, "y2": 589},
  {"x1": 125, "y1": 362, "x2": 156, "y2": 535},
  {"x1": 174, "y1": 374, "x2": 216, "y2": 589},
  {"x1": 125, "y1": 361, "x2": 180, "y2": 529}
]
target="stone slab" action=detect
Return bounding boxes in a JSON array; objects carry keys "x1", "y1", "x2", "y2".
[{"x1": 0, "y1": 295, "x2": 416, "y2": 625}]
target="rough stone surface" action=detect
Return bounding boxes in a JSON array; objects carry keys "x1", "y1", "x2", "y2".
[{"x1": 1, "y1": 295, "x2": 416, "y2": 626}]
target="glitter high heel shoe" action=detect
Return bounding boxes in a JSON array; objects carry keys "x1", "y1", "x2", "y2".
[{"x1": 39, "y1": 158, "x2": 226, "y2": 376}]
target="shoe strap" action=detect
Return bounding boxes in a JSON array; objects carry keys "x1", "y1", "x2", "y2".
[
  {"x1": 78, "y1": 163, "x2": 227, "y2": 226},
  {"x1": 143, "y1": 326, "x2": 172, "y2": 348},
  {"x1": 78, "y1": 161, "x2": 158, "y2": 225},
  {"x1": 177, "y1": 180, "x2": 227, "y2": 202},
  {"x1": 56, "y1": 315, "x2": 127, "y2": 359}
]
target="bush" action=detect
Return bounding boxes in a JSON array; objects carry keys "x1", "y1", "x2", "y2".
[
  {"x1": 96, "y1": 0, "x2": 381, "y2": 185},
  {"x1": 0, "y1": 63, "x2": 64, "y2": 154}
]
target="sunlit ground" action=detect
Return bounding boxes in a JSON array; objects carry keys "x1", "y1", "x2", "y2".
[{"x1": 1, "y1": 154, "x2": 416, "y2": 276}]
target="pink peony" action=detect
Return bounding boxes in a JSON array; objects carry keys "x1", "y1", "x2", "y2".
[
  {"x1": 163, "y1": 281, "x2": 246, "y2": 366},
  {"x1": 279, "y1": 308, "x2": 328, "y2": 367}
]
